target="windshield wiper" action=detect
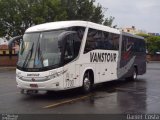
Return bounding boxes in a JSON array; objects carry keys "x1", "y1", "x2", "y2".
[
  {"x1": 36, "y1": 43, "x2": 44, "y2": 67},
  {"x1": 22, "y1": 43, "x2": 34, "y2": 68}
]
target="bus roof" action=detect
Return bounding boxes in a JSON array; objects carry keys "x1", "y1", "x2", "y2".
[
  {"x1": 26, "y1": 21, "x2": 120, "y2": 34},
  {"x1": 122, "y1": 32, "x2": 144, "y2": 40}
]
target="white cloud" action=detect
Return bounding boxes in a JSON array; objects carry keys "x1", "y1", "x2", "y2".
[{"x1": 95, "y1": 0, "x2": 160, "y2": 33}]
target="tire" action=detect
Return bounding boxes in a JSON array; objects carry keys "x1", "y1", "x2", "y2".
[
  {"x1": 126, "y1": 68, "x2": 137, "y2": 81},
  {"x1": 133, "y1": 68, "x2": 138, "y2": 80},
  {"x1": 82, "y1": 72, "x2": 93, "y2": 93}
]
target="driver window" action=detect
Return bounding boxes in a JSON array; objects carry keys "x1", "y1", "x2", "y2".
[{"x1": 64, "y1": 35, "x2": 74, "y2": 61}]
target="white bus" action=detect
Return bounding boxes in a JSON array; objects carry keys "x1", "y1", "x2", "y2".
[{"x1": 9, "y1": 21, "x2": 146, "y2": 94}]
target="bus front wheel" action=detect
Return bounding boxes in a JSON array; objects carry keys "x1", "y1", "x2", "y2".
[{"x1": 82, "y1": 72, "x2": 93, "y2": 93}]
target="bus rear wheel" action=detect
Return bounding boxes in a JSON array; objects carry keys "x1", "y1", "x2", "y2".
[
  {"x1": 82, "y1": 72, "x2": 93, "y2": 93},
  {"x1": 133, "y1": 69, "x2": 138, "y2": 80},
  {"x1": 126, "y1": 68, "x2": 137, "y2": 81}
]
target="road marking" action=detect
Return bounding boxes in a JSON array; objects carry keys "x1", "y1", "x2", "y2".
[{"x1": 43, "y1": 94, "x2": 93, "y2": 109}]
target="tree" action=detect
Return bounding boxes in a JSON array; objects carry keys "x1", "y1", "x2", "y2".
[
  {"x1": 103, "y1": 16, "x2": 116, "y2": 27},
  {"x1": 147, "y1": 36, "x2": 160, "y2": 54},
  {"x1": 0, "y1": 0, "x2": 115, "y2": 37},
  {"x1": 0, "y1": 0, "x2": 67, "y2": 36},
  {"x1": 138, "y1": 33, "x2": 160, "y2": 54},
  {"x1": 61, "y1": 0, "x2": 104, "y2": 23},
  {"x1": 136, "y1": 33, "x2": 150, "y2": 39}
]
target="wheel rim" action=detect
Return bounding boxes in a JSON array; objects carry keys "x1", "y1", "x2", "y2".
[
  {"x1": 133, "y1": 71, "x2": 137, "y2": 79},
  {"x1": 84, "y1": 77, "x2": 91, "y2": 91}
]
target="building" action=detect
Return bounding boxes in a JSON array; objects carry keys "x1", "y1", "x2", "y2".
[
  {"x1": 0, "y1": 38, "x2": 18, "y2": 66},
  {"x1": 122, "y1": 26, "x2": 136, "y2": 34},
  {"x1": 0, "y1": 44, "x2": 9, "y2": 55},
  {"x1": 148, "y1": 33, "x2": 160, "y2": 36},
  {"x1": 0, "y1": 37, "x2": 19, "y2": 55},
  {"x1": 122, "y1": 26, "x2": 147, "y2": 35},
  {"x1": 0, "y1": 42, "x2": 18, "y2": 55},
  {"x1": 0, "y1": 44, "x2": 17, "y2": 55}
]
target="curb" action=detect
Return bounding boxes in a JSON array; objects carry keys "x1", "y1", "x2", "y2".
[
  {"x1": 148, "y1": 61, "x2": 160, "y2": 63},
  {"x1": 0, "y1": 67, "x2": 16, "y2": 71}
]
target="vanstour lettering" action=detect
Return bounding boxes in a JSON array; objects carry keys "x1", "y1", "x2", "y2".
[{"x1": 90, "y1": 52, "x2": 117, "y2": 63}]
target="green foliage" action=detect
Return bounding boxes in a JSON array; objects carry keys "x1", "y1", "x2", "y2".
[
  {"x1": 138, "y1": 34, "x2": 160, "y2": 54},
  {"x1": 136, "y1": 33, "x2": 150, "y2": 39},
  {"x1": 62, "y1": 0, "x2": 104, "y2": 23},
  {"x1": 0, "y1": 0, "x2": 114, "y2": 37},
  {"x1": 103, "y1": 16, "x2": 115, "y2": 27},
  {"x1": 147, "y1": 36, "x2": 160, "y2": 54},
  {"x1": 0, "y1": 0, "x2": 67, "y2": 36}
]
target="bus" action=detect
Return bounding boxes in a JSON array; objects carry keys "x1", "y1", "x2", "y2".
[{"x1": 9, "y1": 21, "x2": 146, "y2": 94}]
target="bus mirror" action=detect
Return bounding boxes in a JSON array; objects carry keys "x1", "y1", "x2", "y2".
[
  {"x1": 8, "y1": 36, "x2": 23, "y2": 58},
  {"x1": 61, "y1": 31, "x2": 77, "y2": 40}
]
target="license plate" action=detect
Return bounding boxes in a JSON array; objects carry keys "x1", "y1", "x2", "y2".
[{"x1": 30, "y1": 84, "x2": 38, "y2": 88}]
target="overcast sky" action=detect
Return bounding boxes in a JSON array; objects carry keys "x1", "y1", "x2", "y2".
[{"x1": 96, "y1": 0, "x2": 160, "y2": 33}]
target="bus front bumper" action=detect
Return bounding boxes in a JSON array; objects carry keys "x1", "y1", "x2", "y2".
[{"x1": 16, "y1": 77, "x2": 64, "y2": 91}]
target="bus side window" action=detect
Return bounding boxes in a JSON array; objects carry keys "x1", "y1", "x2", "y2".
[
  {"x1": 112, "y1": 34, "x2": 120, "y2": 50},
  {"x1": 122, "y1": 36, "x2": 126, "y2": 52},
  {"x1": 64, "y1": 35, "x2": 74, "y2": 62},
  {"x1": 74, "y1": 34, "x2": 81, "y2": 58},
  {"x1": 139, "y1": 40, "x2": 146, "y2": 53},
  {"x1": 64, "y1": 33, "x2": 81, "y2": 64},
  {"x1": 104, "y1": 33, "x2": 119, "y2": 50},
  {"x1": 84, "y1": 29, "x2": 97, "y2": 54}
]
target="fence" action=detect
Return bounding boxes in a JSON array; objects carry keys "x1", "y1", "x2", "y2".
[
  {"x1": 147, "y1": 54, "x2": 160, "y2": 61},
  {"x1": 0, "y1": 55, "x2": 18, "y2": 66}
]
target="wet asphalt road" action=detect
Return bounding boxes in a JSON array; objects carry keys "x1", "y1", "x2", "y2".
[{"x1": 0, "y1": 63, "x2": 160, "y2": 114}]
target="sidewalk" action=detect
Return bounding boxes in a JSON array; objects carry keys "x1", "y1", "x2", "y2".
[
  {"x1": 0, "y1": 66, "x2": 16, "y2": 71},
  {"x1": 148, "y1": 61, "x2": 160, "y2": 63}
]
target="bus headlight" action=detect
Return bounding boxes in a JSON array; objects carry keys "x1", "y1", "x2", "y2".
[
  {"x1": 16, "y1": 74, "x2": 50, "y2": 82},
  {"x1": 49, "y1": 72, "x2": 63, "y2": 79},
  {"x1": 16, "y1": 74, "x2": 23, "y2": 79},
  {"x1": 49, "y1": 70, "x2": 67, "y2": 79}
]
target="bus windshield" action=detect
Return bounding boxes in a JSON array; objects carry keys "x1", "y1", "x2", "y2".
[{"x1": 17, "y1": 30, "x2": 65, "y2": 69}]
